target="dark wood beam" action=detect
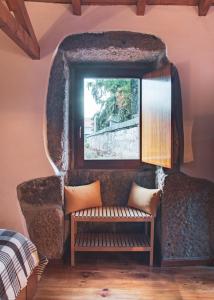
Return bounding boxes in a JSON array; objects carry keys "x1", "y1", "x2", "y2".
[
  {"x1": 198, "y1": 0, "x2": 211, "y2": 15},
  {"x1": 72, "y1": 0, "x2": 81, "y2": 15},
  {"x1": 0, "y1": 1, "x2": 40, "y2": 59},
  {"x1": 5, "y1": 0, "x2": 39, "y2": 45},
  {"x1": 24, "y1": 0, "x2": 199, "y2": 5},
  {"x1": 23, "y1": 0, "x2": 214, "y2": 16},
  {"x1": 136, "y1": 0, "x2": 146, "y2": 15}
]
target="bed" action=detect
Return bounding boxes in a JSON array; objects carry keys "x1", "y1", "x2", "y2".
[{"x1": 0, "y1": 229, "x2": 47, "y2": 300}]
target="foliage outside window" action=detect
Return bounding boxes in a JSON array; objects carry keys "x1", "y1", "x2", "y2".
[{"x1": 84, "y1": 78, "x2": 140, "y2": 161}]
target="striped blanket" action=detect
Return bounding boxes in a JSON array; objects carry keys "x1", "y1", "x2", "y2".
[{"x1": 0, "y1": 229, "x2": 47, "y2": 300}]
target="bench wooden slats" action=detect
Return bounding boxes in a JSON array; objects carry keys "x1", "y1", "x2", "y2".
[
  {"x1": 75, "y1": 232, "x2": 150, "y2": 251},
  {"x1": 71, "y1": 206, "x2": 152, "y2": 221},
  {"x1": 70, "y1": 206, "x2": 155, "y2": 267}
]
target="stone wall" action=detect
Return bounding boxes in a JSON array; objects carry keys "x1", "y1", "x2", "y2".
[
  {"x1": 156, "y1": 168, "x2": 214, "y2": 263},
  {"x1": 46, "y1": 32, "x2": 170, "y2": 173},
  {"x1": 85, "y1": 118, "x2": 139, "y2": 159},
  {"x1": 17, "y1": 176, "x2": 64, "y2": 259}
]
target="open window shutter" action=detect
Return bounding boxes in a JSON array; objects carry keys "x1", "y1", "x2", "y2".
[{"x1": 141, "y1": 64, "x2": 172, "y2": 168}]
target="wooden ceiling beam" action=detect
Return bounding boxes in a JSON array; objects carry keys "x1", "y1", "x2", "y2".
[
  {"x1": 5, "y1": 0, "x2": 39, "y2": 45},
  {"x1": 136, "y1": 0, "x2": 146, "y2": 15},
  {"x1": 24, "y1": 0, "x2": 213, "y2": 16},
  {"x1": 198, "y1": 0, "x2": 211, "y2": 15},
  {"x1": 0, "y1": 0, "x2": 40, "y2": 59},
  {"x1": 72, "y1": 0, "x2": 81, "y2": 15},
  {"x1": 24, "y1": 0, "x2": 199, "y2": 5}
]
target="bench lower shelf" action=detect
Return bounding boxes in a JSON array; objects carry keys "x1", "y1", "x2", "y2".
[
  {"x1": 75, "y1": 232, "x2": 151, "y2": 252},
  {"x1": 70, "y1": 207, "x2": 155, "y2": 267}
]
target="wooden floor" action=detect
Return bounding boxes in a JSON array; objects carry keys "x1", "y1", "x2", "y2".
[{"x1": 34, "y1": 253, "x2": 214, "y2": 300}]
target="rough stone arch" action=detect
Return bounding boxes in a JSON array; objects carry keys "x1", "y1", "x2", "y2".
[{"x1": 45, "y1": 31, "x2": 172, "y2": 173}]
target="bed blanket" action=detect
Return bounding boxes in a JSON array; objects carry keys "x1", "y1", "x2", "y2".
[{"x1": 0, "y1": 229, "x2": 42, "y2": 300}]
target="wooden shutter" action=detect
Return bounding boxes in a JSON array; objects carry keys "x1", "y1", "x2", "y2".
[{"x1": 141, "y1": 64, "x2": 172, "y2": 168}]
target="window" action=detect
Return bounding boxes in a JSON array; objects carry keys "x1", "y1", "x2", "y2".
[
  {"x1": 84, "y1": 78, "x2": 140, "y2": 161},
  {"x1": 72, "y1": 64, "x2": 172, "y2": 169}
]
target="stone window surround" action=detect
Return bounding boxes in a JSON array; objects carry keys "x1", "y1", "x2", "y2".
[{"x1": 45, "y1": 31, "x2": 172, "y2": 174}]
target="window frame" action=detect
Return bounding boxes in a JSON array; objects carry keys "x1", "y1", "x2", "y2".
[{"x1": 71, "y1": 62, "x2": 155, "y2": 169}]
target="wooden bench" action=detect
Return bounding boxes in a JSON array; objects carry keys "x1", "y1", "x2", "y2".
[{"x1": 70, "y1": 206, "x2": 155, "y2": 267}]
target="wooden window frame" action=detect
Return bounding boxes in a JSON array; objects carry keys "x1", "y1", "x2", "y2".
[{"x1": 70, "y1": 63, "x2": 152, "y2": 169}]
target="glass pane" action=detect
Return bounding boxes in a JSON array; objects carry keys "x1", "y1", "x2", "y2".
[{"x1": 84, "y1": 78, "x2": 140, "y2": 160}]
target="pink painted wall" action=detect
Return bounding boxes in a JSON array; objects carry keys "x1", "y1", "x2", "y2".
[{"x1": 0, "y1": 3, "x2": 214, "y2": 234}]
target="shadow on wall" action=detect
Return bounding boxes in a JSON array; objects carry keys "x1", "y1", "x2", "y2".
[
  {"x1": 39, "y1": 6, "x2": 127, "y2": 59},
  {"x1": 183, "y1": 114, "x2": 214, "y2": 181}
]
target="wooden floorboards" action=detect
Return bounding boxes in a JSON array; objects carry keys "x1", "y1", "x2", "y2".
[{"x1": 34, "y1": 253, "x2": 214, "y2": 300}]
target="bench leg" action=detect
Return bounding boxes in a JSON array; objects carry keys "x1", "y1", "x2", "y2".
[
  {"x1": 71, "y1": 216, "x2": 75, "y2": 267},
  {"x1": 149, "y1": 219, "x2": 155, "y2": 267}
]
